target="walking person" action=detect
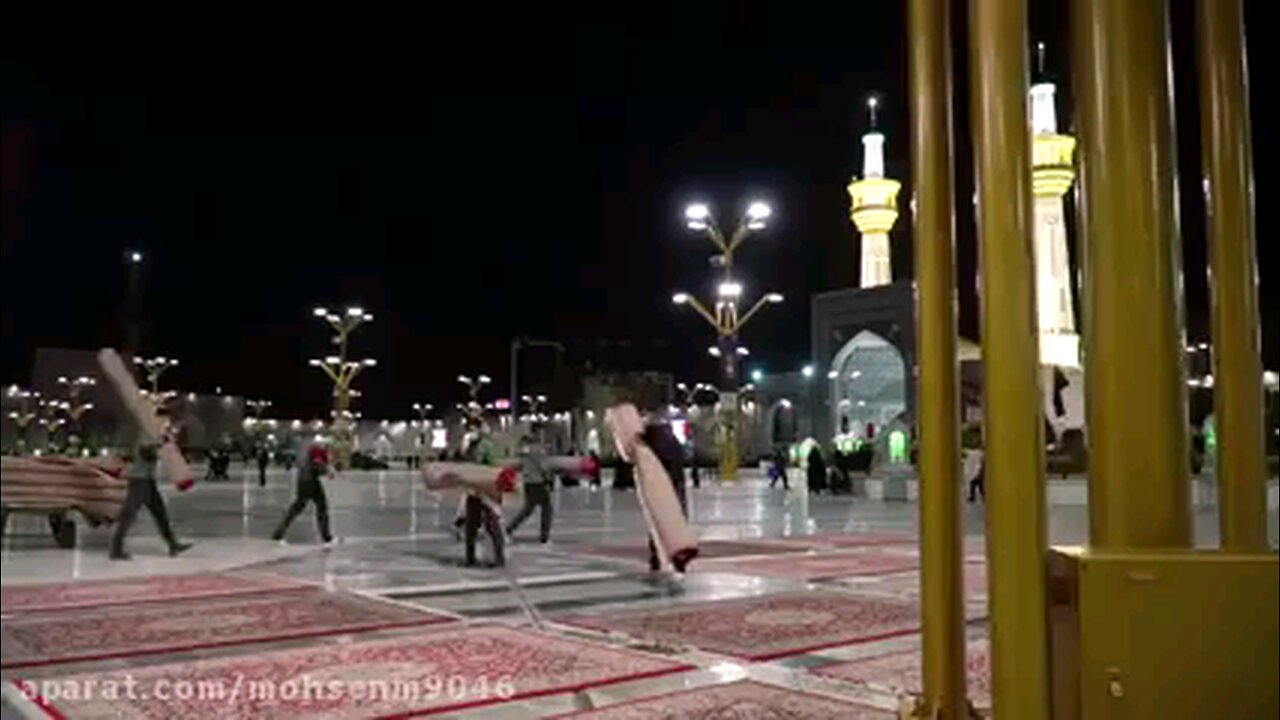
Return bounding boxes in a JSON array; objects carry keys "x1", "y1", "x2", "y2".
[
  {"x1": 505, "y1": 433, "x2": 553, "y2": 543},
  {"x1": 452, "y1": 421, "x2": 495, "y2": 536},
  {"x1": 457, "y1": 421, "x2": 505, "y2": 567},
  {"x1": 688, "y1": 439, "x2": 702, "y2": 489},
  {"x1": 110, "y1": 434, "x2": 193, "y2": 561},
  {"x1": 272, "y1": 444, "x2": 336, "y2": 545},
  {"x1": 968, "y1": 459, "x2": 986, "y2": 502},
  {"x1": 256, "y1": 445, "x2": 270, "y2": 487},
  {"x1": 768, "y1": 446, "x2": 790, "y2": 490},
  {"x1": 587, "y1": 449, "x2": 602, "y2": 489},
  {"x1": 806, "y1": 443, "x2": 827, "y2": 494},
  {"x1": 613, "y1": 457, "x2": 635, "y2": 490},
  {"x1": 207, "y1": 444, "x2": 231, "y2": 482}
]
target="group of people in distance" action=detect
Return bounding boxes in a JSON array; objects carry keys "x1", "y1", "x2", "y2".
[
  {"x1": 108, "y1": 392, "x2": 693, "y2": 576},
  {"x1": 108, "y1": 412, "x2": 331, "y2": 561},
  {"x1": 439, "y1": 403, "x2": 689, "y2": 572}
]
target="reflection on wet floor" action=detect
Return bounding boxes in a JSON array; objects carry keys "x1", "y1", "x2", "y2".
[{"x1": 2, "y1": 468, "x2": 1275, "y2": 718}]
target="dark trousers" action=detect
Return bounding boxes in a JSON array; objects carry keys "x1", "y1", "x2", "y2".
[
  {"x1": 506, "y1": 483, "x2": 552, "y2": 542},
  {"x1": 272, "y1": 479, "x2": 332, "y2": 542},
  {"x1": 111, "y1": 478, "x2": 178, "y2": 555},
  {"x1": 968, "y1": 465, "x2": 986, "y2": 502},
  {"x1": 769, "y1": 466, "x2": 789, "y2": 489},
  {"x1": 257, "y1": 462, "x2": 268, "y2": 486},
  {"x1": 464, "y1": 495, "x2": 505, "y2": 566}
]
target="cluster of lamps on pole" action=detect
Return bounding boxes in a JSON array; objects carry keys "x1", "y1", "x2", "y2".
[
  {"x1": 671, "y1": 200, "x2": 782, "y2": 481},
  {"x1": 309, "y1": 306, "x2": 375, "y2": 466}
]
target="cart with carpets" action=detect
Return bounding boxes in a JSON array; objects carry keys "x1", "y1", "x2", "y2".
[{"x1": 0, "y1": 456, "x2": 127, "y2": 548}]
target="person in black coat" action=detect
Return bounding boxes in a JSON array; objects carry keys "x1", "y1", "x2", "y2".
[
  {"x1": 271, "y1": 444, "x2": 335, "y2": 545},
  {"x1": 110, "y1": 439, "x2": 193, "y2": 561},
  {"x1": 256, "y1": 445, "x2": 270, "y2": 487},
  {"x1": 613, "y1": 457, "x2": 635, "y2": 490},
  {"x1": 807, "y1": 444, "x2": 828, "y2": 494},
  {"x1": 587, "y1": 449, "x2": 602, "y2": 489}
]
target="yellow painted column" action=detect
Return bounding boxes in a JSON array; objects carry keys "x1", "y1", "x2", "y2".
[
  {"x1": 1196, "y1": 0, "x2": 1268, "y2": 552},
  {"x1": 1072, "y1": 0, "x2": 1192, "y2": 550},
  {"x1": 968, "y1": 0, "x2": 1050, "y2": 715},
  {"x1": 908, "y1": 0, "x2": 967, "y2": 714}
]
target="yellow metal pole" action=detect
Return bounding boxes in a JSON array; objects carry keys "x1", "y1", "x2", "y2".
[
  {"x1": 908, "y1": 0, "x2": 967, "y2": 714},
  {"x1": 1072, "y1": 0, "x2": 1192, "y2": 549},
  {"x1": 721, "y1": 244, "x2": 739, "y2": 483},
  {"x1": 1196, "y1": 0, "x2": 1268, "y2": 553},
  {"x1": 968, "y1": 0, "x2": 1050, "y2": 715}
]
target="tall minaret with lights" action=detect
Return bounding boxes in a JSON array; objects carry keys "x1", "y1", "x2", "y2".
[
  {"x1": 848, "y1": 97, "x2": 901, "y2": 288},
  {"x1": 1030, "y1": 43, "x2": 1079, "y2": 368}
]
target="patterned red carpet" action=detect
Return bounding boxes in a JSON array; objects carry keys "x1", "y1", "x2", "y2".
[
  {"x1": 560, "y1": 680, "x2": 893, "y2": 718},
  {"x1": 857, "y1": 562, "x2": 989, "y2": 617},
  {"x1": 560, "y1": 591, "x2": 920, "y2": 660},
  {"x1": 26, "y1": 625, "x2": 692, "y2": 718},
  {"x1": 0, "y1": 572, "x2": 313, "y2": 614},
  {"x1": 577, "y1": 539, "x2": 802, "y2": 562},
  {"x1": 2, "y1": 589, "x2": 452, "y2": 668},
  {"x1": 764, "y1": 532, "x2": 916, "y2": 549},
  {"x1": 860, "y1": 561, "x2": 988, "y2": 599},
  {"x1": 697, "y1": 548, "x2": 919, "y2": 580},
  {"x1": 812, "y1": 638, "x2": 991, "y2": 708},
  {"x1": 837, "y1": 539, "x2": 987, "y2": 563}
]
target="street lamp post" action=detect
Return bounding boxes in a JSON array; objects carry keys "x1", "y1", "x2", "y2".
[
  {"x1": 246, "y1": 399, "x2": 272, "y2": 418},
  {"x1": 457, "y1": 374, "x2": 491, "y2": 425},
  {"x1": 412, "y1": 402, "x2": 434, "y2": 422},
  {"x1": 123, "y1": 249, "x2": 144, "y2": 358},
  {"x1": 412, "y1": 402, "x2": 434, "y2": 456},
  {"x1": 57, "y1": 375, "x2": 97, "y2": 454},
  {"x1": 6, "y1": 386, "x2": 40, "y2": 455},
  {"x1": 37, "y1": 399, "x2": 67, "y2": 453},
  {"x1": 311, "y1": 306, "x2": 375, "y2": 468},
  {"x1": 134, "y1": 356, "x2": 179, "y2": 400},
  {"x1": 310, "y1": 356, "x2": 375, "y2": 466},
  {"x1": 520, "y1": 394, "x2": 548, "y2": 419},
  {"x1": 510, "y1": 337, "x2": 564, "y2": 428},
  {"x1": 245, "y1": 399, "x2": 272, "y2": 449},
  {"x1": 673, "y1": 200, "x2": 781, "y2": 480},
  {"x1": 133, "y1": 355, "x2": 178, "y2": 419}
]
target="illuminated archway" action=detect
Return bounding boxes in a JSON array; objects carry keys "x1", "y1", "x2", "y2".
[
  {"x1": 829, "y1": 330, "x2": 907, "y2": 443},
  {"x1": 765, "y1": 399, "x2": 798, "y2": 446}
]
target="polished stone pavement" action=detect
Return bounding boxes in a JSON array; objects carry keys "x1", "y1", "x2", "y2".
[{"x1": 2, "y1": 466, "x2": 1276, "y2": 718}]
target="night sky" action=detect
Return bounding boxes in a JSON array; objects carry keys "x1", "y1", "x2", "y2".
[{"x1": 2, "y1": 2, "x2": 1274, "y2": 419}]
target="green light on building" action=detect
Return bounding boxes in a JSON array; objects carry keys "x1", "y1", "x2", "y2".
[{"x1": 889, "y1": 430, "x2": 908, "y2": 464}]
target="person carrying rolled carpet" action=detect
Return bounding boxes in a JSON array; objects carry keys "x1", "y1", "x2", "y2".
[
  {"x1": 271, "y1": 443, "x2": 336, "y2": 546},
  {"x1": 110, "y1": 413, "x2": 193, "y2": 561},
  {"x1": 505, "y1": 431, "x2": 554, "y2": 543},
  {"x1": 606, "y1": 401, "x2": 697, "y2": 575}
]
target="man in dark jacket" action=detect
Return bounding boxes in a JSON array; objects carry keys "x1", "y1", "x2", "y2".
[
  {"x1": 458, "y1": 422, "x2": 504, "y2": 567},
  {"x1": 769, "y1": 446, "x2": 790, "y2": 490},
  {"x1": 110, "y1": 438, "x2": 193, "y2": 561},
  {"x1": 272, "y1": 444, "x2": 335, "y2": 545},
  {"x1": 587, "y1": 449, "x2": 602, "y2": 489},
  {"x1": 506, "y1": 433, "x2": 553, "y2": 543},
  {"x1": 613, "y1": 457, "x2": 635, "y2": 490},
  {"x1": 256, "y1": 445, "x2": 270, "y2": 486}
]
